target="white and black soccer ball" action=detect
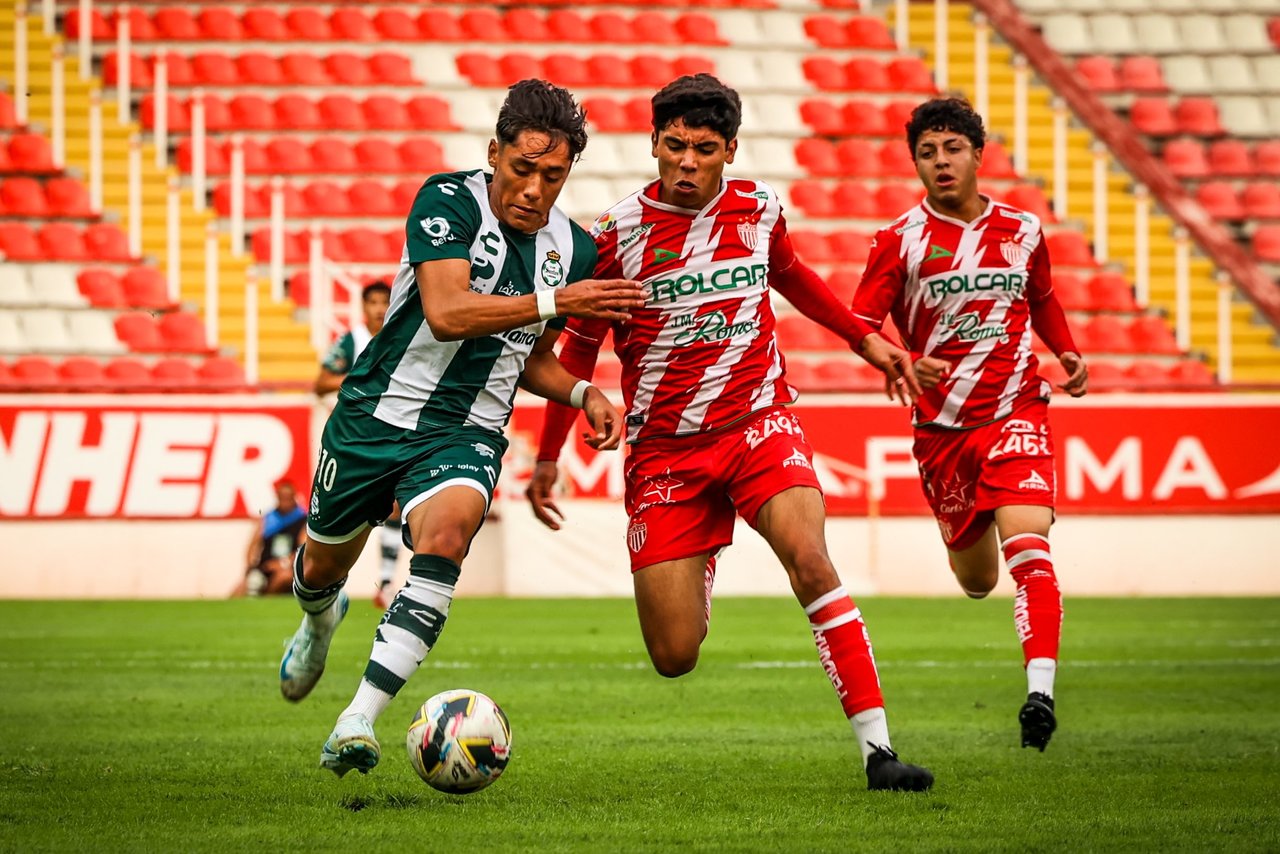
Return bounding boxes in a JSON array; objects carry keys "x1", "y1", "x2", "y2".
[{"x1": 406, "y1": 689, "x2": 512, "y2": 794}]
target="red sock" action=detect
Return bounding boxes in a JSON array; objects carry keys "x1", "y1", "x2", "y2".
[
  {"x1": 806, "y1": 587, "x2": 884, "y2": 717},
  {"x1": 1004, "y1": 533, "x2": 1062, "y2": 664}
]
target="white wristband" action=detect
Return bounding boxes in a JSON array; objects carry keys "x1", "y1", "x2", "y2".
[
  {"x1": 569, "y1": 379, "x2": 592, "y2": 410},
  {"x1": 536, "y1": 289, "x2": 558, "y2": 322}
]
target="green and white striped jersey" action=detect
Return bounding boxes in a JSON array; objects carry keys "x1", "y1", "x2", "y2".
[{"x1": 340, "y1": 170, "x2": 597, "y2": 434}]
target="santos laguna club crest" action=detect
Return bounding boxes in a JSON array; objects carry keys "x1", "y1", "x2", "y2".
[
  {"x1": 541, "y1": 251, "x2": 564, "y2": 286},
  {"x1": 627, "y1": 518, "x2": 647, "y2": 553}
]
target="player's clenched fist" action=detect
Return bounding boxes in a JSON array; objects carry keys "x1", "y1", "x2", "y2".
[{"x1": 555, "y1": 279, "x2": 646, "y2": 321}]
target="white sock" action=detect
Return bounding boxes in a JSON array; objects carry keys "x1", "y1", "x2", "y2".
[
  {"x1": 850, "y1": 707, "x2": 891, "y2": 767},
  {"x1": 341, "y1": 679, "x2": 394, "y2": 723},
  {"x1": 1027, "y1": 657, "x2": 1057, "y2": 698}
]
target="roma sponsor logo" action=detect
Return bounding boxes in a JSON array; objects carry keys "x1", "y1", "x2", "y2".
[
  {"x1": 648, "y1": 263, "x2": 768, "y2": 303},
  {"x1": 671, "y1": 310, "x2": 758, "y2": 347},
  {"x1": 942, "y1": 311, "x2": 1010, "y2": 344}
]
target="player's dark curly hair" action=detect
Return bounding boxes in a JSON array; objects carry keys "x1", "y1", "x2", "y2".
[
  {"x1": 496, "y1": 79, "x2": 589, "y2": 162},
  {"x1": 651, "y1": 73, "x2": 742, "y2": 142},
  {"x1": 905, "y1": 97, "x2": 986, "y2": 156}
]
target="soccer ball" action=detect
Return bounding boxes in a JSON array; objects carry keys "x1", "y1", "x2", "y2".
[{"x1": 405, "y1": 689, "x2": 512, "y2": 794}]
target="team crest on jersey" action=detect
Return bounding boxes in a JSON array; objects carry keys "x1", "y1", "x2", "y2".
[
  {"x1": 541, "y1": 251, "x2": 564, "y2": 285},
  {"x1": 591, "y1": 212, "x2": 617, "y2": 237},
  {"x1": 1000, "y1": 235, "x2": 1026, "y2": 266},
  {"x1": 627, "y1": 518, "x2": 647, "y2": 553},
  {"x1": 737, "y1": 212, "x2": 762, "y2": 251}
]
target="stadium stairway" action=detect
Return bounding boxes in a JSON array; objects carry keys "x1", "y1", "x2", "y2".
[
  {"x1": 892, "y1": 1, "x2": 1280, "y2": 383},
  {"x1": 0, "y1": 6, "x2": 316, "y2": 386}
]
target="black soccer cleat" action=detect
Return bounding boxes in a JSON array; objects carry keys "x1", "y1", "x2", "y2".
[
  {"x1": 1019, "y1": 692, "x2": 1057, "y2": 752},
  {"x1": 865, "y1": 744, "x2": 934, "y2": 792}
]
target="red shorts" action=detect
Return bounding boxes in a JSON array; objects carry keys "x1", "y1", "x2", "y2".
[
  {"x1": 913, "y1": 394, "x2": 1056, "y2": 551},
  {"x1": 622, "y1": 406, "x2": 822, "y2": 572}
]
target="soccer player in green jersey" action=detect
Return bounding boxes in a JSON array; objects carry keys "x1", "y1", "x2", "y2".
[
  {"x1": 313, "y1": 281, "x2": 390, "y2": 396},
  {"x1": 279, "y1": 79, "x2": 647, "y2": 778}
]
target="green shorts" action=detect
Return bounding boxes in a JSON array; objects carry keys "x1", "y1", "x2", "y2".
[{"x1": 306, "y1": 400, "x2": 508, "y2": 545}]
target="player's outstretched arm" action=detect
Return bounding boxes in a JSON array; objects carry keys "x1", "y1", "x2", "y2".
[
  {"x1": 416, "y1": 259, "x2": 644, "y2": 342},
  {"x1": 525, "y1": 461, "x2": 563, "y2": 530},
  {"x1": 314, "y1": 368, "x2": 344, "y2": 395},
  {"x1": 518, "y1": 332, "x2": 624, "y2": 452}
]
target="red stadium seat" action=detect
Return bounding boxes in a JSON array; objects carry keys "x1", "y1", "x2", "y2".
[
  {"x1": 198, "y1": 93, "x2": 233, "y2": 133},
  {"x1": 393, "y1": 180, "x2": 422, "y2": 212},
  {"x1": 11, "y1": 356, "x2": 59, "y2": 388},
  {"x1": 503, "y1": 9, "x2": 550, "y2": 42},
  {"x1": 1084, "y1": 315, "x2": 1137, "y2": 354},
  {"x1": 281, "y1": 52, "x2": 329, "y2": 85},
  {"x1": 84, "y1": 223, "x2": 133, "y2": 261},
  {"x1": 632, "y1": 54, "x2": 680, "y2": 88},
  {"x1": 1162, "y1": 139, "x2": 1209, "y2": 179},
  {"x1": 623, "y1": 97, "x2": 652, "y2": 132},
  {"x1": 237, "y1": 138, "x2": 271, "y2": 175},
  {"x1": 789, "y1": 180, "x2": 834, "y2": 217},
  {"x1": 317, "y1": 94, "x2": 364, "y2": 129},
  {"x1": 1175, "y1": 98, "x2": 1224, "y2": 137},
  {"x1": 397, "y1": 138, "x2": 446, "y2": 174},
  {"x1": 1241, "y1": 182, "x2": 1280, "y2": 219},
  {"x1": 77, "y1": 269, "x2": 125, "y2": 308},
  {"x1": 1169, "y1": 359, "x2": 1214, "y2": 387},
  {"x1": 1129, "y1": 99, "x2": 1177, "y2": 136},
  {"x1": 43, "y1": 178, "x2": 93, "y2": 219},
  {"x1": 1206, "y1": 140, "x2": 1254, "y2": 177},
  {"x1": 1118, "y1": 56, "x2": 1167, "y2": 93},
  {"x1": 0, "y1": 222, "x2": 41, "y2": 260},
  {"x1": 460, "y1": 8, "x2": 507, "y2": 41},
  {"x1": 1255, "y1": 141, "x2": 1280, "y2": 177},
  {"x1": 877, "y1": 140, "x2": 916, "y2": 178},
  {"x1": 102, "y1": 52, "x2": 152, "y2": 87},
  {"x1": 63, "y1": 7, "x2": 113, "y2": 39},
  {"x1": 272, "y1": 94, "x2": 321, "y2": 131},
  {"x1": 583, "y1": 97, "x2": 628, "y2": 132},
  {"x1": 286, "y1": 8, "x2": 332, "y2": 41},
  {"x1": 1050, "y1": 272, "x2": 1089, "y2": 311},
  {"x1": 804, "y1": 15, "x2": 849, "y2": 48},
  {"x1": 116, "y1": 6, "x2": 155, "y2": 41},
  {"x1": 342, "y1": 228, "x2": 387, "y2": 263},
  {"x1": 243, "y1": 8, "x2": 289, "y2": 41},
  {"x1": 265, "y1": 138, "x2": 312, "y2": 174},
  {"x1": 372, "y1": 9, "x2": 419, "y2": 41},
  {"x1": 827, "y1": 230, "x2": 873, "y2": 264},
  {"x1": 633, "y1": 12, "x2": 679, "y2": 44},
  {"x1": 548, "y1": 10, "x2": 591, "y2": 42},
  {"x1": 799, "y1": 99, "x2": 846, "y2": 136},
  {"x1": 846, "y1": 16, "x2": 895, "y2": 49},
  {"x1": 887, "y1": 58, "x2": 935, "y2": 93},
  {"x1": 803, "y1": 57, "x2": 847, "y2": 91},
  {"x1": 330, "y1": 8, "x2": 378, "y2": 41},
  {"x1": 212, "y1": 182, "x2": 265, "y2": 218},
  {"x1": 882, "y1": 101, "x2": 917, "y2": 134},
  {"x1": 197, "y1": 356, "x2": 247, "y2": 390},
  {"x1": 1086, "y1": 272, "x2": 1137, "y2": 312},
  {"x1": 846, "y1": 57, "x2": 892, "y2": 92},
  {"x1": 1004, "y1": 184, "x2": 1055, "y2": 222},
  {"x1": 456, "y1": 53, "x2": 504, "y2": 87},
  {"x1": 361, "y1": 96, "x2": 410, "y2": 130},
  {"x1": 1124, "y1": 360, "x2": 1175, "y2": 388},
  {"x1": 159, "y1": 311, "x2": 209, "y2": 353},
  {"x1": 122, "y1": 267, "x2": 171, "y2": 309},
  {"x1": 302, "y1": 180, "x2": 350, "y2": 217},
  {"x1": 1045, "y1": 232, "x2": 1096, "y2": 267},
  {"x1": 844, "y1": 100, "x2": 888, "y2": 137},
  {"x1": 832, "y1": 181, "x2": 880, "y2": 218},
  {"x1": 405, "y1": 96, "x2": 455, "y2": 130},
  {"x1": 39, "y1": 223, "x2": 87, "y2": 261},
  {"x1": 140, "y1": 94, "x2": 189, "y2": 132},
  {"x1": 498, "y1": 52, "x2": 543, "y2": 84},
  {"x1": 326, "y1": 52, "x2": 374, "y2": 87},
  {"x1": 193, "y1": 51, "x2": 242, "y2": 85},
  {"x1": 354, "y1": 139, "x2": 401, "y2": 173},
  {"x1": 369, "y1": 53, "x2": 415, "y2": 85},
  {"x1": 8, "y1": 133, "x2": 55, "y2": 173},
  {"x1": 0, "y1": 177, "x2": 48, "y2": 217},
  {"x1": 674, "y1": 56, "x2": 715, "y2": 79},
  {"x1": 0, "y1": 93, "x2": 15, "y2": 130},
  {"x1": 1270, "y1": 16, "x2": 1280, "y2": 49},
  {"x1": 104, "y1": 357, "x2": 154, "y2": 390},
  {"x1": 825, "y1": 269, "x2": 861, "y2": 304},
  {"x1": 348, "y1": 180, "x2": 396, "y2": 217},
  {"x1": 58, "y1": 356, "x2": 107, "y2": 390},
  {"x1": 151, "y1": 357, "x2": 199, "y2": 390},
  {"x1": 1074, "y1": 56, "x2": 1119, "y2": 93},
  {"x1": 196, "y1": 8, "x2": 242, "y2": 41},
  {"x1": 1196, "y1": 182, "x2": 1244, "y2": 220},
  {"x1": 873, "y1": 184, "x2": 921, "y2": 218},
  {"x1": 1252, "y1": 226, "x2": 1280, "y2": 262},
  {"x1": 980, "y1": 141, "x2": 1017, "y2": 179},
  {"x1": 676, "y1": 13, "x2": 725, "y2": 45},
  {"x1": 417, "y1": 9, "x2": 463, "y2": 41},
  {"x1": 1083, "y1": 360, "x2": 1126, "y2": 389},
  {"x1": 789, "y1": 230, "x2": 834, "y2": 265},
  {"x1": 312, "y1": 139, "x2": 358, "y2": 173},
  {"x1": 229, "y1": 94, "x2": 275, "y2": 130},
  {"x1": 1129, "y1": 315, "x2": 1179, "y2": 355},
  {"x1": 114, "y1": 311, "x2": 162, "y2": 351},
  {"x1": 794, "y1": 138, "x2": 841, "y2": 177},
  {"x1": 831, "y1": 138, "x2": 878, "y2": 178}
]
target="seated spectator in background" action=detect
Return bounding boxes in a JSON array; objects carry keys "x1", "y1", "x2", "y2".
[
  {"x1": 314, "y1": 281, "x2": 392, "y2": 395},
  {"x1": 233, "y1": 479, "x2": 307, "y2": 597}
]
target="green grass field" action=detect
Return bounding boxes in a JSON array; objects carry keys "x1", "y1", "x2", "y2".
[{"x1": 1, "y1": 596, "x2": 1277, "y2": 853}]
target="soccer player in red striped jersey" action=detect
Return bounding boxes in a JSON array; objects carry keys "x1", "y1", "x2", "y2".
[
  {"x1": 852, "y1": 98, "x2": 1089, "y2": 751},
  {"x1": 527, "y1": 74, "x2": 933, "y2": 791}
]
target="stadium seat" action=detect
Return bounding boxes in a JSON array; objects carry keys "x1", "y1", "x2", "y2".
[
  {"x1": 369, "y1": 53, "x2": 415, "y2": 85},
  {"x1": 836, "y1": 139, "x2": 880, "y2": 177},
  {"x1": 196, "y1": 8, "x2": 242, "y2": 40},
  {"x1": 83, "y1": 224, "x2": 132, "y2": 262},
  {"x1": 10, "y1": 355, "x2": 58, "y2": 387},
  {"x1": 877, "y1": 141, "x2": 916, "y2": 178},
  {"x1": 326, "y1": 52, "x2": 374, "y2": 86},
  {"x1": 286, "y1": 7, "x2": 332, "y2": 41},
  {"x1": 1205, "y1": 140, "x2": 1254, "y2": 177},
  {"x1": 804, "y1": 15, "x2": 849, "y2": 48},
  {"x1": 154, "y1": 8, "x2": 201, "y2": 40},
  {"x1": 1129, "y1": 315, "x2": 1180, "y2": 355},
  {"x1": 844, "y1": 100, "x2": 888, "y2": 137},
  {"x1": 1124, "y1": 360, "x2": 1175, "y2": 388},
  {"x1": 7, "y1": 133, "x2": 56, "y2": 173},
  {"x1": 317, "y1": 95, "x2": 364, "y2": 130},
  {"x1": 789, "y1": 230, "x2": 834, "y2": 265},
  {"x1": 461, "y1": 8, "x2": 507, "y2": 41},
  {"x1": 404, "y1": 96, "x2": 455, "y2": 130},
  {"x1": 1169, "y1": 359, "x2": 1214, "y2": 387},
  {"x1": 361, "y1": 96, "x2": 410, "y2": 130},
  {"x1": 121, "y1": 267, "x2": 172, "y2": 310},
  {"x1": 1083, "y1": 360, "x2": 1126, "y2": 390},
  {"x1": 789, "y1": 181, "x2": 834, "y2": 218},
  {"x1": 302, "y1": 180, "x2": 350, "y2": 217},
  {"x1": 1045, "y1": 232, "x2": 1097, "y2": 267},
  {"x1": 1195, "y1": 182, "x2": 1244, "y2": 220},
  {"x1": 630, "y1": 55, "x2": 675, "y2": 88},
  {"x1": 347, "y1": 180, "x2": 396, "y2": 217},
  {"x1": 353, "y1": 139, "x2": 400, "y2": 173},
  {"x1": 102, "y1": 51, "x2": 153, "y2": 88},
  {"x1": 583, "y1": 97, "x2": 629, "y2": 132},
  {"x1": 152, "y1": 357, "x2": 199, "y2": 390},
  {"x1": 158, "y1": 311, "x2": 209, "y2": 353},
  {"x1": 266, "y1": 138, "x2": 313, "y2": 174},
  {"x1": 832, "y1": 181, "x2": 880, "y2": 218},
  {"x1": 393, "y1": 180, "x2": 422, "y2": 212},
  {"x1": 244, "y1": 8, "x2": 289, "y2": 40},
  {"x1": 0, "y1": 93, "x2": 15, "y2": 130},
  {"x1": 77, "y1": 269, "x2": 125, "y2": 308},
  {"x1": 802, "y1": 57, "x2": 848, "y2": 91},
  {"x1": 887, "y1": 58, "x2": 936, "y2": 93},
  {"x1": 63, "y1": 6, "x2": 113, "y2": 39},
  {"x1": 114, "y1": 311, "x2": 163, "y2": 351},
  {"x1": 197, "y1": 356, "x2": 247, "y2": 391},
  {"x1": 44, "y1": 178, "x2": 93, "y2": 218},
  {"x1": 1129, "y1": 99, "x2": 1177, "y2": 136},
  {"x1": 1162, "y1": 139, "x2": 1210, "y2": 178},
  {"x1": 229, "y1": 95, "x2": 275, "y2": 130},
  {"x1": 828, "y1": 230, "x2": 873, "y2": 264},
  {"x1": 978, "y1": 141, "x2": 1016, "y2": 179},
  {"x1": 844, "y1": 57, "x2": 891, "y2": 92},
  {"x1": 846, "y1": 16, "x2": 895, "y2": 49},
  {"x1": 1254, "y1": 141, "x2": 1280, "y2": 177},
  {"x1": 676, "y1": 13, "x2": 725, "y2": 45},
  {"x1": 212, "y1": 183, "x2": 266, "y2": 218},
  {"x1": 0, "y1": 223, "x2": 41, "y2": 260},
  {"x1": 58, "y1": 356, "x2": 106, "y2": 390},
  {"x1": 281, "y1": 52, "x2": 328, "y2": 85},
  {"x1": 1241, "y1": 182, "x2": 1280, "y2": 219},
  {"x1": 1051, "y1": 272, "x2": 1089, "y2": 311},
  {"x1": 874, "y1": 184, "x2": 922, "y2": 218},
  {"x1": 586, "y1": 56, "x2": 632, "y2": 89},
  {"x1": 0, "y1": 177, "x2": 48, "y2": 217},
  {"x1": 1253, "y1": 226, "x2": 1280, "y2": 262},
  {"x1": 1005, "y1": 185, "x2": 1055, "y2": 222},
  {"x1": 418, "y1": 9, "x2": 463, "y2": 41},
  {"x1": 140, "y1": 94, "x2": 189, "y2": 132},
  {"x1": 104, "y1": 357, "x2": 154, "y2": 390},
  {"x1": 1086, "y1": 272, "x2": 1137, "y2": 312},
  {"x1": 193, "y1": 51, "x2": 241, "y2": 85},
  {"x1": 331, "y1": 7, "x2": 378, "y2": 41},
  {"x1": 1075, "y1": 56, "x2": 1120, "y2": 92},
  {"x1": 503, "y1": 8, "x2": 550, "y2": 43},
  {"x1": 1175, "y1": 98, "x2": 1224, "y2": 136},
  {"x1": 20, "y1": 309, "x2": 72, "y2": 352},
  {"x1": 37, "y1": 223, "x2": 87, "y2": 261},
  {"x1": 270, "y1": 94, "x2": 319, "y2": 131},
  {"x1": 1083, "y1": 315, "x2": 1137, "y2": 354},
  {"x1": 794, "y1": 139, "x2": 841, "y2": 177}
]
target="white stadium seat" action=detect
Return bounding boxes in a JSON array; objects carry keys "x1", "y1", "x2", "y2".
[
  {"x1": 1217, "y1": 96, "x2": 1272, "y2": 138},
  {"x1": 717, "y1": 11, "x2": 766, "y2": 46},
  {"x1": 1177, "y1": 16, "x2": 1228, "y2": 55},
  {"x1": 1161, "y1": 57, "x2": 1213, "y2": 95},
  {"x1": 27, "y1": 264, "x2": 86, "y2": 309},
  {"x1": 1131, "y1": 14, "x2": 1184, "y2": 54},
  {"x1": 0, "y1": 268, "x2": 36, "y2": 307},
  {"x1": 0, "y1": 310, "x2": 25, "y2": 353},
  {"x1": 718, "y1": 53, "x2": 763, "y2": 93},
  {"x1": 755, "y1": 52, "x2": 807, "y2": 93},
  {"x1": 18, "y1": 309, "x2": 72, "y2": 353},
  {"x1": 1016, "y1": 0, "x2": 1059, "y2": 13},
  {"x1": 1206, "y1": 56, "x2": 1258, "y2": 95},
  {"x1": 1040, "y1": 15, "x2": 1091, "y2": 55},
  {"x1": 65, "y1": 310, "x2": 125, "y2": 354},
  {"x1": 1222, "y1": 16, "x2": 1272, "y2": 55},
  {"x1": 1089, "y1": 15, "x2": 1139, "y2": 55},
  {"x1": 1254, "y1": 57, "x2": 1280, "y2": 95},
  {"x1": 1264, "y1": 98, "x2": 1280, "y2": 136}
]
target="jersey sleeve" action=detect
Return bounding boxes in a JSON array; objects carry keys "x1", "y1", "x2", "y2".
[
  {"x1": 405, "y1": 173, "x2": 480, "y2": 265},
  {"x1": 591, "y1": 212, "x2": 624, "y2": 279},
  {"x1": 320, "y1": 332, "x2": 354, "y2": 374},
  {"x1": 1025, "y1": 235, "x2": 1078, "y2": 356},
  {"x1": 851, "y1": 227, "x2": 908, "y2": 330}
]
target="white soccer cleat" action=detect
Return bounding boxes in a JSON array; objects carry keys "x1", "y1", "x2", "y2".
[
  {"x1": 320, "y1": 713, "x2": 381, "y2": 778},
  {"x1": 279, "y1": 591, "x2": 349, "y2": 702}
]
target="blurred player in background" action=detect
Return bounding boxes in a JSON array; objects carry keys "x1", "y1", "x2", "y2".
[
  {"x1": 527, "y1": 74, "x2": 933, "y2": 792},
  {"x1": 278, "y1": 79, "x2": 645, "y2": 778},
  {"x1": 232, "y1": 479, "x2": 306, "y2": 597},
  {"x1": 852, "y1": 97, "x2": 1088, "y2": 751},
  {"x1": 313, "y1": 280, "x2": 403, "y2": 608}
]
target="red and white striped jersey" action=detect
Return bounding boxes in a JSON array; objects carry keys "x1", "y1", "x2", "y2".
[
  {"x1": 853, "y1": 197, "x2": 1063, "y2": 429},
  {"x1": 579, "y1": 177, "x2": 796, "y2": 443}
]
